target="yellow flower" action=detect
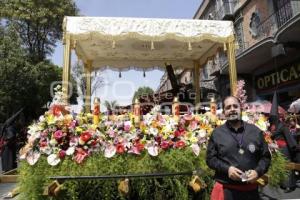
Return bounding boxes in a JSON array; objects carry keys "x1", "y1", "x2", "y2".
[
  {"x1": 46, "y1": 114, "x2": 56, "y2": 125},
  {"x1": 190, "y1": 136, "x2": 198, "y2": 143},
  {"x1": 75, "y1": 127, "x2": 83, "y2": 134}
]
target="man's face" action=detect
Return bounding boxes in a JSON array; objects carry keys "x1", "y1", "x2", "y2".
[{"x1": 223, "y1": 97, "x2": 241, "y2": 121}]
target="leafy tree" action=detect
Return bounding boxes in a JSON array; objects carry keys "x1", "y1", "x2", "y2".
[
  {"x1": 132, "y1": 87, "x2": 154, "y2": 103},
  {"x1": 71, "y1": 62, "x2": 105, "y2": 105},
  {"x1": 0, "y1": 0, "x2": 78, "y2": 64},
  {"x1": 0, "y1": 26, "x2": 62, "y2": 122},
  {"x1": 104, "y1": 100, "x2": 118, "y2": 114}
]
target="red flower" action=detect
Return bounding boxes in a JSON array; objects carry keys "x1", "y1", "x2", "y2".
[
  {"x1": 80, "y1": 131, "x2": 92, "y2": 144},
  {"x1": 58, "y1": 150, "x2": 66, "y2": 159},
  {"x1": 39, "y1": 139, "x2": 48, "y2": 147},
  {"x1": 175, "y1": 140, "x2": 185, "y2": 148},
  {"x1": 74, "y1": 148, "x2": 88, "y2": 164},
  {"x1": 90, "y1": 140, "x2": 98, "y2": 146},
  {"x1": 136, "y1": 143, "x2": 144, "y2": 151},
  {"x1": 116, "y1": 143, "x2": 125, "y2": 154},
  {"x1": 161, "y1": 141, "x2": 169, "y2": 150},
  {"x1": 51, "y1": 105, "x2": 63, "y2": 116}
]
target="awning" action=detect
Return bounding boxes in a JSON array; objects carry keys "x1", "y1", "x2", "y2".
[{"x1": 63, "y1": 17, "x2": 235, "y2": 70}]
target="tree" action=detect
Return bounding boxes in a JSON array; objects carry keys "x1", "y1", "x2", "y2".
[
  {"x1": 71, "y1": 62, "x2": 105, "y2": 105},
  {"x1": 132, "y1": 87, "x2": 154, "y2": 103},
  {"x1": 104, "y1": 100, "x2": 118, "y2": 114},
  {"x1": 0, "y1": 26, "x2": 62, "y2": 122},
  {"x1": 0, "y1": 0, "x2": 78, "y2": 64}
]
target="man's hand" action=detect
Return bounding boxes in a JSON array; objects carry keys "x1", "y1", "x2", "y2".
[
  {"x1": 246, "y1": 170, "x2": 258, "y2": 183},
  {"x1": 228, "y1": 166, "x2": 243, "y2": 181}
]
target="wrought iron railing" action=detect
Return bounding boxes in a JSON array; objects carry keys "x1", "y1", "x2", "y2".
[{"x1": 256, "y1": 0, "x2": 300, "y2": 40}]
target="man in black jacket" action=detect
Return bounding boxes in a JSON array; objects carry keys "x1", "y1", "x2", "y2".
[{"x1": 206, "y1": 96, "x2": 271, "y2": 200}]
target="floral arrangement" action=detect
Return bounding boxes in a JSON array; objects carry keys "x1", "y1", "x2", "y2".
[
  {"x1": 18, "y1": 86, "x2": 288, "y2": 200},
  {"x1": 234, "y1": 80, "x2": 247, "y2": 110},
  {"x1": 20, "y1": 87, "x2": 219, "y2": 166}
]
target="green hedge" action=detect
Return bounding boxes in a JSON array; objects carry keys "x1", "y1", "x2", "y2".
[{"x1": 18, "y1": 150, "x2": 287, "y2": 200}]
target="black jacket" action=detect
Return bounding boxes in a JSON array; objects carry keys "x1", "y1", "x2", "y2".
[{"x1": 206, "y1": 121, "x2": 271, "y2": 184}]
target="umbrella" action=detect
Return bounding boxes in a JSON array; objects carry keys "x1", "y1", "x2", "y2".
[
  {"x1": 247, "y1": 100, "x2": 286, "y2": 114},
  {"x1": 288, "y1": 98, "x2": 300, "y2": 113}
]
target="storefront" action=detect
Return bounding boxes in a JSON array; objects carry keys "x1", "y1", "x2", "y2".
[{"x1": 254, "y1": 58, "x2": 300, "y2": 108}]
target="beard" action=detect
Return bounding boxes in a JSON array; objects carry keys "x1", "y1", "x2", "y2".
[{"x1": 226, "y1": 112, "x2": 240, "y2": 121}]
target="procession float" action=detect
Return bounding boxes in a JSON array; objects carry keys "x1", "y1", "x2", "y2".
[{"x1": 16, "y1": 17, "x2": 289, "y2": 200}]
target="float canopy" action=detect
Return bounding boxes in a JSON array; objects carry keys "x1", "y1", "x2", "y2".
[{"x1": 63, "y1": 16, "x2": 235, "y2": 71}]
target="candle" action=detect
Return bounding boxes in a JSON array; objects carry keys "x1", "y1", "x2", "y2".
[
  {"x1": 133, "y1": 98, "x2": 140, "y2": 126},
  {"x1": 210, "y1": 97, "x2": 216, "y2": 115},
  {"x1": 93, "y1": 97, "x2": 100, "y2": 125},
  {"x1": 172, "y1": 97, "x2": 180, "y2": 116}
]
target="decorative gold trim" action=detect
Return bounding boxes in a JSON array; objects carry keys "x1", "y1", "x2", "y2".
[
  {"x1": 227, "y1": 41, "x2": 237, "y2": 95},
  {"x1": 84, "y1": 60, "x2": 93, "y2": 113},
  {"x1": 193, "y1": 60, "x2": 200, "y2": 110},
  {"x1": 62, "y1": 33, "x2": 71, "y2": 102}
]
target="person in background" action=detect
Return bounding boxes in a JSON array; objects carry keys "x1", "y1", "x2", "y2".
[
  {"x1": 206, "y1": 96, "x2": 271, "y2": 200},
  {"x1": 269, "y1": 93, "x2": 298, "y2": 193},
  {"x1": 0, "y1": 108, "x2": 24, "y2": 172}
]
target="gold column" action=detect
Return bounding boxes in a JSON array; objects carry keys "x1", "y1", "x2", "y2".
[
  {"x1": 62, "y1": 33, "x2": 71, "y2": 102},
  {"x1": 84, "y1": 60, "x2": 93, "y2": 113},
  {"x1": 226, "y1": 41, "x2": 238, "y2": 95},
  {"x1": 193, "y1": 60, "x2": 200, "y2": 111}
]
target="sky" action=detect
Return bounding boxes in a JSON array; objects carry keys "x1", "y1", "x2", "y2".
[{"x1": 50, "y1": 0, "x2": 201, "y2": 110}]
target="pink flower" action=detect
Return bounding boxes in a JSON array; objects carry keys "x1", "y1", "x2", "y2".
[
  {"x1": 69, "y1": 120, "x2": 77, "y2": 129},
  {"x1": 108, "y1": 130, "x2": 116, "y2": 138},
  {"x1": 74, "y1": 148, "x2": 88, "y2": 164},
  {"x1": 124, "y1": 125, "x2": 131, "y2": 132},
  {"x1": 53, "y1": 130, "x2": 64, "y2": 141},
  {"x1": 124, "y1": 121, "x2": 131, "y2": 132}
]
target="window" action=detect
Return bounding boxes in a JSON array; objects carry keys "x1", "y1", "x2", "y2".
[{"x1": 249, "y1": 11, "x2": 261, "y2": 38}]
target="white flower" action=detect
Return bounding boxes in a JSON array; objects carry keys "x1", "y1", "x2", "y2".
[
  {"x1": 104, "y1": 144, "x2": 116, "y2": 158},
  {"x1": 198, "y1": 130, "x2": 207, "y2": 138},
  {"x1": 242, "y1": 114, "x2": 249, "y2": 122},
  {"x1": 149, "y1": 127, "x2": 158, "y2": 136},
  {"x1": 66, "y1": 147, "x2": 75, "y2": 155},
  {"x1": 47, "y1": 154, "x2": 61, "y2": 166},
  {"x1": 191, "y1": 144, "x2": 200, "y2": 156},
  {"x1": 26, "y1": 150, "x2": 41, "y2": 165},
  {"x1": 49, "y1": 139, "x2": 58, "y2": 146},
  {"x1": 27, "y1": 124, "x2": 42, "y2": 137},
  {"x1": 147, "y1": 144, "x2": 159, "y2": 156},
  {"x1": 39, "y1": 115, "x2": 45, "y2": 122},
  {"x1": 40, "y1": 146, "x2": 52, "y2": 155}
]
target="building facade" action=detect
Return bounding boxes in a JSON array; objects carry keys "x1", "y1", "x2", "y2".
[{"x1": 194, "y1": 0, "x2": 300, "y2": 108}]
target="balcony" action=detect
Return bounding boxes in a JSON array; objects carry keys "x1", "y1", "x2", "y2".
[{"x1": 254, "y1": 0, "x2": 300, "y2": 41}]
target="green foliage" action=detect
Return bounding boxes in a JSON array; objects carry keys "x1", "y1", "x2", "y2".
[
  {"x1": 18, "y1": 149, "x2": 288, "y2": 200},
  {"x1": 18, "y1": 149, "x2": 213, "y2": 200},
  {"x1": 132, "y1": 86, "x2": 154, "y2": 103},
  {"x1": 267, "y1": 151, "x2": 289, "y2": 187},
  {"x1": 104, "y1": 100, "x2": 119, "y2": 113},
  {"x1": 0, "y1": 0, "x2": 78, "y2": 63},
  {"x1": 0, "y1": 26, "x2": 62, "y2": 122}
]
